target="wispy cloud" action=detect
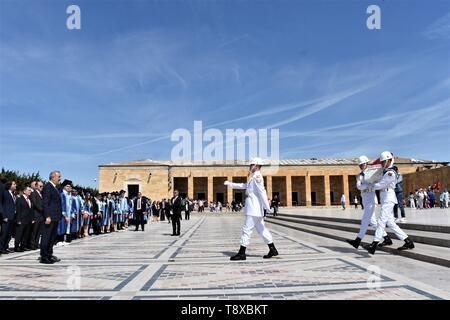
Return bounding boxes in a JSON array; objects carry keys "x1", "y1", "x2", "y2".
[{"x1": 422, "y1": 11, "x2": 450, "y2": 40}]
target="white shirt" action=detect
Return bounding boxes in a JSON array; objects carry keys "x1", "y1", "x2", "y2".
[
  {"x1": 137, "y1": 198, "x2": 142, "y2": 210},
  {"x1": 226, "y1": 170, "x2": 270, "y2": 217}
]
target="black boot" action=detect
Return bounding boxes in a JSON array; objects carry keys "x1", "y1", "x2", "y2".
[
  {"x1": 378, "y1": 235, "x2": 393, "y2": 247},
  {"x1": 363, "y1": 241, "x2": 379, "y2": 255},
  {"x1": 346, "y1": 237, "x2": 361, "y2": 249},
  {"x1": 230, "y1": 246, "x2": 246, "y2": 261},
  {"x1": 263, "y1": 243, "x2": 278, "y2": 259},
  {"x1": 397, "y1": 237, "x2": 414, "y2": 251}
]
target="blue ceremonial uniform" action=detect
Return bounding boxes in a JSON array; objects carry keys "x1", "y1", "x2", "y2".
[
  {"x1": 70, "y1": 195, "x2": 82, "y2": 234},
  {"x1": 58, "y1": 190, "x2": 72, "y2": 236},
  {"x1": 118, "y1": 197, "x2": 128, "y2": 223},
  {"x1": 82, "y1": 201, "x2": 92, "y2": 226}
]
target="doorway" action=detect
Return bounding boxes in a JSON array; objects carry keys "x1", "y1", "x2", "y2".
[{"x1": 127, "y1": 184, "x2": 139, "y2": 199}]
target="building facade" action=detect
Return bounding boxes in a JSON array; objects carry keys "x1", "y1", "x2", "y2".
[{"x1": 98, "y1": 158, "x2": 447, "y2": 207}]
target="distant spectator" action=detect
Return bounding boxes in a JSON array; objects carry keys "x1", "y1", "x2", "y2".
[
  {"x1": 427, "y1": 189, "x2": 435, "y2": 208},
  {"x1": 340, "y1": 194, "x2": 346, "y2": 210},
  {"x1": 408, "y1": 192, "x2": 415, "y2": 208}
]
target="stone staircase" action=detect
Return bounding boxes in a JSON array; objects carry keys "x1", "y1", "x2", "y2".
[{"x1": 266, "y1": 213, "x2": 450, "y2": 268}]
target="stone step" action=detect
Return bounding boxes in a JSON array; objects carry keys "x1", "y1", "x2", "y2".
[
  {"x1": 276, "y1": 213, "x2": 450, "y2": 233},
  {"x1": 270, "y1": 215, "x2": 450, "y2": 248},
  {"x1": 265, "y1": 217, "x2": 450, "y2": 268}
]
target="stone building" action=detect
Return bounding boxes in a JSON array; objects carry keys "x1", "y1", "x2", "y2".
[{"x1": 98, "y1": 158, "x2": 447, "y2": 207}]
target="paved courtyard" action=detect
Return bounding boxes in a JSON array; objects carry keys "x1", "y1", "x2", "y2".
[{"x1": 0, "y1": 214, "x2": 449, "y2": 300}]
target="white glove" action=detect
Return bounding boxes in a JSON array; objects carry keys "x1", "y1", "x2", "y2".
[{"x1": 224, "y1": 181, "x2": 230, "y2": 186}]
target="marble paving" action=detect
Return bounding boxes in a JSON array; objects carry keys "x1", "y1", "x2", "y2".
[{"x1": 0, "y1": 215, "x2": 449, "y2": 300}]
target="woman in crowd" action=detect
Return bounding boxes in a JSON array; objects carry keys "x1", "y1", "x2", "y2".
[{"x1": 82, "y1": 193, "x2": 93, "y2": 237}]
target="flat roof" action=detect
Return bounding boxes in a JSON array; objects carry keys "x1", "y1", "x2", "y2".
[{"x1": 99, "y1": 157, "x2": 448, "y2": 168}]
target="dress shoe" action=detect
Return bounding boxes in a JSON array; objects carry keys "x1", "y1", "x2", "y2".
[
  {"x1": 397, "y1": 237, "x2": 415, "y2": 251},
  {"x1": 14, "y1": 248, "x2": 24, "y2": 253},
  {"x1": 378, "y1": 235, "x2": 393, "y2": 247},
  {"x1": 346, "y1": 237, "x2": 361, "y2": 249},
  {"x1": 6, "y1": 248, "x2": 14, "y2": 253},
  {"x1": 171, "y1": 234, "x2": 177, "y2": 236},
  {"x1": 39, "y1": 258, "x2": 54, "y2": 264},
  {"x1": 263, "y1": 243, "x2": 279, "y2": 259},
  {"x1": 23, "y1": 247, "x2": 32, "y2": 251},
  {"x1": 230, "y1": 246, "x2": 247, "y2": 261},
  {"x1": 51, "y1": 255, "x2": 61, "y2": 262}
]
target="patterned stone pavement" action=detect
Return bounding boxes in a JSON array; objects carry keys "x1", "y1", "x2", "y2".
[{"x1": 0, "y1": 215, "x2": 449, "y2": 300}]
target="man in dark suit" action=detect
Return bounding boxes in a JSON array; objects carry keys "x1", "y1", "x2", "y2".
[
  {"x1": 28, "y1": 181, "x2": 44, "y2": 250},
  {"x1": 170, "y1": 190, "x2": 182, "y2": 236},
  {"x1": 163, "y1": 198, "x2": 171, "y2": 223},
  {"x1": 14, "y1": 186, "x2": 34, "y2": 252},
  {"x1": 40, "y1": 171, "x2": 62, "y2": 264},
  {"x1": 133, "y1": 192, "x2": 147, "y2": 231},
  {"x1": 0, "y1": 179, "x2": 5, "y2": 221},
  {"x1": 0, "y1": 181, "x2": 17, "y2": 254}
]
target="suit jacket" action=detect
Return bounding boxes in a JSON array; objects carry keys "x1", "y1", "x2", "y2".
[
  {"x1": 42, "y1": 182, "x2": 62, "y2": 221},
  {"x1": 133, "y1": 197, "x2": 147, "y2": 213},
  {"x1": 30, "y1": 190, "x2": 43, "y2": 222},
  {"x1": 170, "y1": 196, "x2": 183, "y2": 217},
  {"x1": 16, "y1": 196, "x2": 34, "y2": 224},
  {"x1": 2, "y1": 190, "x2": 16, "y2": 220},
  {"x1": 0, "y1": 181, "x2": 4, "y2": 216}
]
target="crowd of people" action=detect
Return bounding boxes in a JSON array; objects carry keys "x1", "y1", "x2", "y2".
[
  {"x1": 406, "y1": 188, "x2": 449, "y2": 209},
  {"x1": 0, "y1": 171, "x2": 199, "y2": 263}
]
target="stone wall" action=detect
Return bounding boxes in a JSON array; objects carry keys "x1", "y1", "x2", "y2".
[{"x1": 403, "y1": 166, "x2": 450, "y2": 193}]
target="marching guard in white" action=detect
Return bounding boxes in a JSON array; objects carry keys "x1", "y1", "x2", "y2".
[
  {"x1": 363, "y1": 151, "x2": 415, "y2": 254},
  {"x1": 224, "y1": 157, "x2": 279, "y2": 260},
  {"x1": 347, "y1": 155, "x2": 391, "y2": 249}
]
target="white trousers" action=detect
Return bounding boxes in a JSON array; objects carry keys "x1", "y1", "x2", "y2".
[
  {"x1": 240, "y1": 215, "x2": 273, "y2": 247},
  {"x1": 357, "y1": 195, "x2": 387, "y2": 239},
  {"x1": 374, "y1": 202, "x2": 408, "y2": 242}
]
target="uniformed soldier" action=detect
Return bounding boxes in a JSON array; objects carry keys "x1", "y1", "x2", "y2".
[
  {"x1": 363, "y1": 151, "x2": 415, "y2": 254},
  {"x1": 347, "y1": 155, "x2": 391, "y2": 249},
  {"x1": 224, "y1": 157, "x2": 279, "y2": 260}
]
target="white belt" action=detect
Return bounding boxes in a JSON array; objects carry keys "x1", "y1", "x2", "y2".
[{"x1": 362, "y1": 189, "x2": 374, "y2": 193}]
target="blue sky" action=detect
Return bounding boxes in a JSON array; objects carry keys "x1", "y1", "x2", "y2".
[{"x1": 1, "y1": 0, "x2": 449, "y2": 187}]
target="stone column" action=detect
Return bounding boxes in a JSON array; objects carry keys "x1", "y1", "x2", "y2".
[
  {"x1": 324, "y1": 174, "x2": 331, "y2": 207},
  {"x1": 305, "y1": 174, "x2": 312, "y2": 207},
  {"x1": 188, "y1": 174, "x2": 194, "y2": 200},
  {"x1": 207, "y1": 176, "x2": 214, "y2": 204},
  {"x1": 286, "y1": 175, "x2": 292, "y2": 207},
  {"x1": 227, "y1": 176, "x2": 233, "y2": 204},
  {"x1": 343, "y1": 174, "x2": 349, "y2": 204},
  {"x1": 266, "y1": 176, "x2": 272, "y2": 200}
]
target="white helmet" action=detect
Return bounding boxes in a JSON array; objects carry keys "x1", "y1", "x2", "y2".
[
  {"x1": 380, "y1": 151, "x2": 393, "y2": 162},
  {"x1": 358, "y1": 155, "x2": 369, "y2": 165},
  {"x1": 250, "y1": 157, "x2": 265, "y2": 165}
]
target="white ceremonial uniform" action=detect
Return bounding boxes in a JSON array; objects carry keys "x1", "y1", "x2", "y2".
[
  {"x1": 372, "y1": 167, "x2": 408, "y2": 242},
  {"x1": 356, "y1": 172, "x2": 386, "y2": 239},
  {"x1": 226, "y1": 170, "x2": 273, "y2": 247}
]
